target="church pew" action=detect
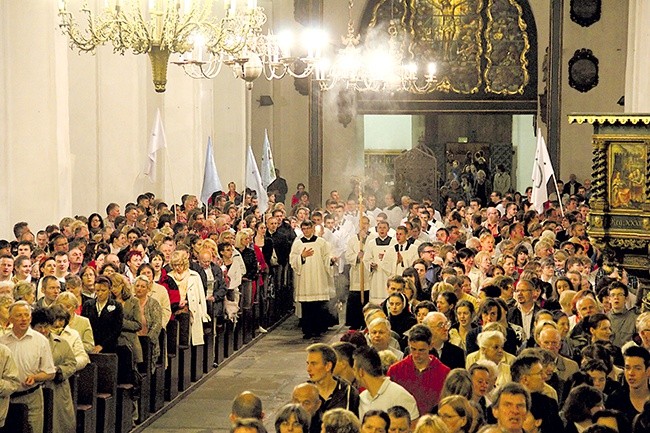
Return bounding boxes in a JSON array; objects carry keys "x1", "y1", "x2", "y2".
[
  {"x1": 215, "y1": 319, "x2": 226, "y2": 365},
  {"x1": 234, "y1": 314, "x2": 244, "y2": 350},
  {"x1": 149, "y1": 329, "x2": 166, "y2": 412},
  {"x1": 202, "y1": 299, "x2": 216, "y2": 373},
  {"x1": 164, "y1": 319, "x2": 180, "y2": 401},
  {"x1": 76, "y1": 362, "x2": 98, "y2": 433},
  {"x1": 0, "y1": 403, "x2": 30, "y2": 432},
  {"x1": 225, "y1": 318, "x2": 235, "y2": 358},
  {"x1": 115, "y1": 345, "x2": 135, "y2": 433},
  {"x1": 242, "y1": 307, "x2": 254, "y2": 344},
  {"x1": 175, "y1": 313, "x2": 192, "y2": 391},
  {"x1": 137, "y1": 336, "x2": 153, "y2": 423},
  {"x1": 42, "y1": 385, "x2": 54, "y2": 433},
  {"x1": 191, "y1": 344, "x2": 204, "y2": 382},
  {"x1": 89, "y1": 353, "x2": 118, "y2": 433}
]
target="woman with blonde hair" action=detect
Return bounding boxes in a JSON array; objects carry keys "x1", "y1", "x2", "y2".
[
  {"x1": 133, "y1": 275, "x2": 162, "y2": 372},
  {"x1": 110, "y1": 273, "x2": 143, "y2": 364},
  {"x1": 56, "y1": 291, "x2": 95, "y2": 352},
  {"x1": 414, "y1": 414, "x2": 450, "y2": 433},
  {"x1": 168, "y1": 250, "x2": 210, "y2": 346},
  {"x1": 0, "y1": 295, "x2": 13, "y2": 336},
  {"x1": 13, "y1": 280, "x2": 36, "y2": 305},
  {"x1": 437, "y1": 395, "x2": 476, "y2": 433}
]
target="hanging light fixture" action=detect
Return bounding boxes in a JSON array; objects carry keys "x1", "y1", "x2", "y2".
[
  {"x1": 314, "y1": 0, "x2": 438, "y2": 94},
  {"x1": 57, "y1": 0, "x2": 268, "y2": 92}
]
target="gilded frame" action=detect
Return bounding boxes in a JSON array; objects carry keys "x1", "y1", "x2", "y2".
[{"x1": 605, "y1": 137, "x2": 648, "y2": 212}]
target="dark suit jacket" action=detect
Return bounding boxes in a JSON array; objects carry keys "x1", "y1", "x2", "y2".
[
  {"x1": 507, "y1": 303, "x2": 541, "y2": 340},
  {"x1": 82, "y1": 298, "x2": 124, "y2": 353},
  {"x1": 437, "y1": 342, "x2": 466, "y2": 370},
  {"x1": 191, "y1": 261, "x2": 227, "y2": 317}
]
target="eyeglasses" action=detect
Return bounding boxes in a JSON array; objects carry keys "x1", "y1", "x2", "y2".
[{"x1": 422, "y1": 250, "x2": 435, "y2": 254}]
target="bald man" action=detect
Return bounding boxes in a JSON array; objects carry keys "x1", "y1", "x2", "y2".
[
  {"x1": 292, "y1": 382, "x2": 322, "y2": 433},
  {"x1": 229, "y1": 391, "x2": 264, "y2": 423}
]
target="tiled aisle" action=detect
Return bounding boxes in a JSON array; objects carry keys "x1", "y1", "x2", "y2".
[{"x1": 140, "y1": 316, "x2": 343, "y2": 433}]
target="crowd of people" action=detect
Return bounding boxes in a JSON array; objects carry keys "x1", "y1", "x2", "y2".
[{"x1": 0, "y1": 168, "x2": 649, "y2": 433}]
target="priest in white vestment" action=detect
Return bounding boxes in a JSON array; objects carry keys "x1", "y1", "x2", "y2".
[{"x1": 290, "y1": 220, "x2": 334, "y2": 338}]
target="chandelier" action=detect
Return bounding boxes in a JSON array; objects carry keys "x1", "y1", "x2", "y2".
[
  {"x1": 314, "y1": 0, "x2": 438, "y2": 94},
  {"x1": 174, "y1": 27, "x2": 327, "y2": 89},
  {"x1": 57, "y1": 0, "x2": 269, "y2": 93}
]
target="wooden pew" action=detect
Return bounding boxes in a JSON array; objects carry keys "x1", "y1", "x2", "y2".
[
  {"x1": 42, "y1": 386, "x2": 54, "y2": 433},
  {"x1": 0, "y1": 403, "x2": 30, "y2": 432},
  {"x1": 89, "y1": 353, "x2": 118, "y2": 433},
  {"x1": 164, "y1": 319, "x2": 179, "y2": 401},
  {"x1": 76, "y1": 363, "x2": 98, "y2": 433},
  {"x1": 215, "y1": 319, "x2": 226, "y2": 365},
  {"x1": 115, "y1": 345, "x2": 135, "y2": 433},
  {"x1": 176, "y1": 314, "x2": 192, "y2": 392},
  {"x1": 150, "y1": 329, "x2": 165, "y2": 412},
  {"x1": 137, "y1": 336, "x2": 153, "y2": 423}
]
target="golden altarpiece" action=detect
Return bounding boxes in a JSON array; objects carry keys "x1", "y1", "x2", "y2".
[
  {"x1": 569, "y1": 115, "x2": 650, "y2": 281},
  {"x1": 352, "y1": 0, "x2": 538, "y2": 201}
]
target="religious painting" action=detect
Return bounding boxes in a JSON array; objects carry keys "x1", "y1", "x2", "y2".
[
  {"x1": 570, "y1": 0, "x2": 601, "y2": 27},
  {"x1": 608, "y1": 142, "x2": 647, "y2": 210}
]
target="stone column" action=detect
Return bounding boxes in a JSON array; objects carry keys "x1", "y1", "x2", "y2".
[{"x1": 625, "y1": 0, "x2": 650, "y2": 113}]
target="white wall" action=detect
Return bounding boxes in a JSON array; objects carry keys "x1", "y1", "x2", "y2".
[
  {"x1": 512, "y1": 115, "x2": 537, "y2": 192},
  {"x1": 0, "y1": 1, "x2": 249, "y2": 238},
  {"x1": 364, "y1": 115, "x2": 412, "y2": 150}
]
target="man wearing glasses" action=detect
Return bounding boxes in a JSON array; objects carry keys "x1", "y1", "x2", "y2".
[
  {"x1": 507, "y1": 279, "x2": 541, "y2": 342},
  {"x1": 508, "y1": 354, "x2": 564, "y2": 432},
  {"x1": 423, "y1": 312, "x2": 465, "y2": 370},
  {"x1": 416, "y1": 242, "x2": 441, "y2": 292},
  {"x1": 607, "y1": 281, "x2": 638, "y2": 349}
]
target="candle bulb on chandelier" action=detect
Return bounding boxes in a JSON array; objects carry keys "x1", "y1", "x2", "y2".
[
  {"x1": 247, "y1": 0, "x2": 257, "y2": 10},
  {"x1": 58, "y1": 0, "x2": 66, "y2": 11}
]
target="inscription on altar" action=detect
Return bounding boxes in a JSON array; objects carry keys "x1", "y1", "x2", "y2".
[{"x1": 610, "y1": 217, "x2": 643, "y2": 228}]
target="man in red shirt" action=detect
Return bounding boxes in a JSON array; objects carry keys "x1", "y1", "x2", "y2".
[{"x1": 386, "y1": 324, "x2": 450, "y2": 415}]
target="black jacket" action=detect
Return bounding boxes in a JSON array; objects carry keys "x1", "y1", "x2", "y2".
[{"x1": 82, "y1": 298, "x2": 123, "y2": 353}]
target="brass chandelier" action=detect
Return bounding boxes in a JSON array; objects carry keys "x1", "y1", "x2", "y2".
[
  {"x1": 58, "y1": 0, "x2": 272, "y2": 92},
  {"x1": 313, "y1": 0, "x2": 438, "y2": 94}
]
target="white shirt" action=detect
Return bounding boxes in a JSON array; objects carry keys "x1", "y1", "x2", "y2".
[
  {"x1": 0, "y1": 328, "x2": 56, "y2": 392},
  {"x1": 359, "y1": 377, "x2": 419, "y2": 420}
]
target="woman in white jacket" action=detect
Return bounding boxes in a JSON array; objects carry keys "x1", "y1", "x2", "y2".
[{"x1": 168, "y1": 251, "x2": 210, "y2": 346}]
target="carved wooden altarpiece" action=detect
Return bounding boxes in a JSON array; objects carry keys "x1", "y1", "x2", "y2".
[{"x1": 569, "y1": 114, "x2": 650, "y2": 281}]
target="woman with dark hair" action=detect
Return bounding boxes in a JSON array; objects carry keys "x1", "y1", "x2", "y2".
[
  {"x1": 403, "y1": 267, "x2": 424, "y2": 302},
  {"x1": 82, "y1": 275, "x2": 123, "y2": 353},
  {"x1": 550, "y1": 310, "x2": 576, "y2": 360},
  {"x1": 465, "y1": 298, "x2": 521, "y2": 355},
  {"x1": 386, "y1": 292, "x2": 416, "y2": 342},
  {"x1": 32, "y1": 307, "x2": 77, "y2": 433},
  {"x1": 275, "y1": 403, "x2": 311, "y2": 433},
  {"x1": 87, "y1": 213, "x2": 105, "y2": 236},
  {"x1": 449, "y1": 300, "x2": 475, "y2": 351},
  {"x1": 436, "y1": 291, "x2": 458, "y2": 324},
  {"x1": 584, "y1": 314, "x2": 622, "y2": 365},
  {"x1": 414, "y1": 301, "x2": 436, "y2": 324},
  {"x1": 562, "y1": 385, "x2": 605, "y2": 433}
]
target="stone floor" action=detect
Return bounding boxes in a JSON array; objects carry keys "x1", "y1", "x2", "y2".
[{"x1": 139, "y1": 316, "x2": 344, "y2": 433}]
